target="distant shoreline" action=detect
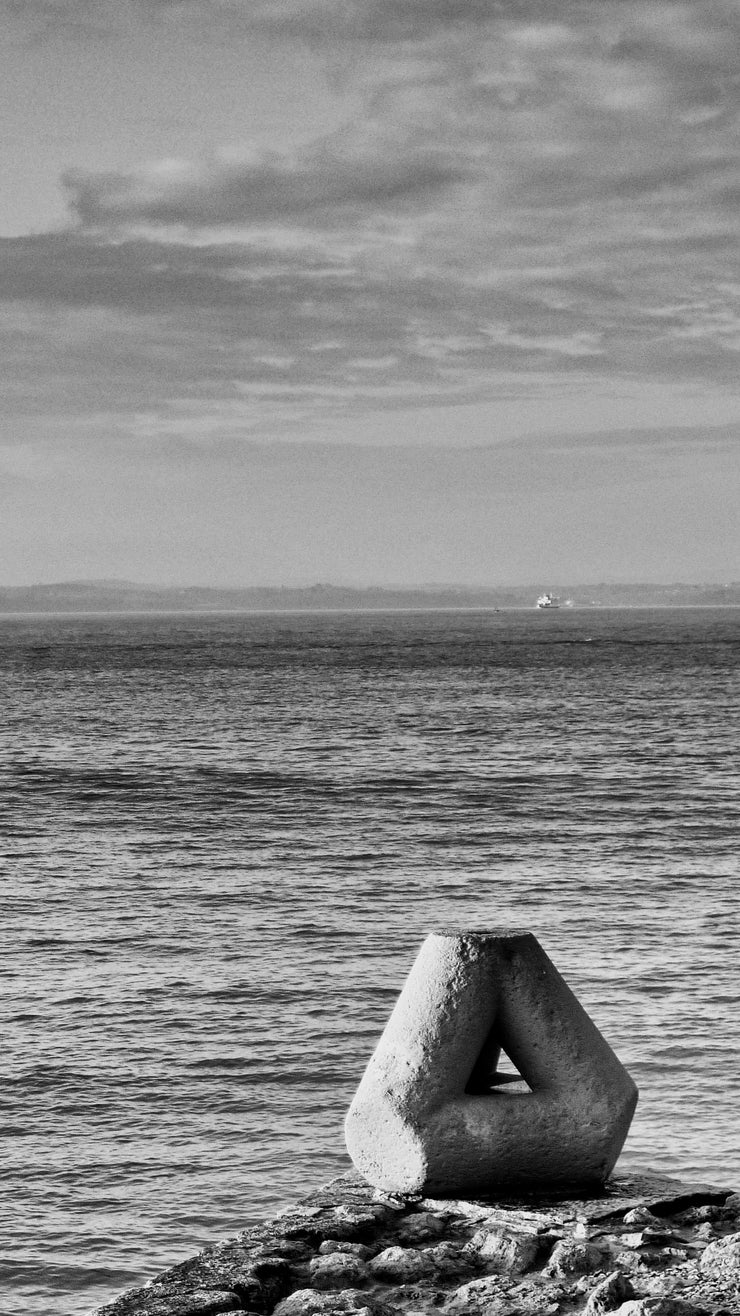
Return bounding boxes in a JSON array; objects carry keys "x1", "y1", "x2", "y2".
[
  {"x1": 1, "y1": 580, "x2": 739, "y2": 615},
  {"x1": 1, "y1": 603, "x2": 740, "y2": 619}
]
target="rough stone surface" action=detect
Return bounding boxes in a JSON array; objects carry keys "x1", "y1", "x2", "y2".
[
  {"x1": 466, "y1": 1227, "x2": 541, "y2": 1271},
  {"x1": 613, "y1": 1301, "x2": 701, "y2": 1316},
  {"x1": 545, "y1": 1239, "x2": 608, "y2": 1277},
  {"x1": 395, "y1": 1213, "x2": 445, "y2": 1245},
  {"x1": 92, "y1": 1169, "x2": 740, "y2": 1316},
  {"x1": 273, "y1": 1290, "x2": 391, "y2": 1316},
  {"x1": 699, "y1": 1231, "x2": 740, "y2": 1276},
  {"x1": 722, "y1": 1195, "x2": 740, "y2": 1219},
  {"x1": 103, "y1": 1290, "x2": 243, "y2": 1316},
  {"x1": 366, "y1": 1246, "x2": 433, "y2": 1283},
  {"x1": 345, "y1": 931, "x2": 638, "y2": 1196},
  {"x1": 317, "y1": 1244, "x2": 373, "y2": 1261},
  {"x1": 623, "y1": 1210, "x2": 659, "y2": 1229},
  {"x1": 444, "y1": 1273, "x2": 511, "y2": 1312},
  {"x1": 419, "y1": 1241, "x2": 465, "y2": 1275},
  {"x1": 308, "y1": 1255, "x2": 368, "y2": 1289},
  {"x1": 584, "y1": 1270, "x2": 636, "y2": 1315}
]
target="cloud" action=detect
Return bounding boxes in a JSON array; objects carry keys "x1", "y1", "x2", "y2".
[
  {"x1": 3, "y1": 212, "x2": 740, "y2": 446},
  {"x1": 0, "y1": 234, "x2": 266, "y2": 309},
  {"x1": 5, "y1": 0, "x2": 740, "y2": 443},
  {"x1": 51, "y1": 0, "x2": 740, "y2": 257},
  {"x1": 3, "y1": 0, "x2": 126, "y2": 40},
  {"x1": 139, "y1": 0, "x2": 507, "y2": 43},
  {"x1": 62, "y1": 138, "x2": 468, "y2": 229}
]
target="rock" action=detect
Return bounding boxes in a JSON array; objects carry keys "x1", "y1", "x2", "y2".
[
  {"x1": 445, "y1": 1274, "x2": 510, "y2": 1313},
  {"x1": 396, "y1": 1211, "x2": 446, "y2": 1244},
  {"x1": 545, "y1": 1238, "x2": 607, "y2": 1277},
  {"x1": 92, "y1": 1169, "x2": 740, "y2": 1316},
  {"x1": 420, "y1": 1200, "x2": 553, "y2": 1230},
  {"x1": 105, "y1": 1290, "x2": 243, "y2": 1316},
  {"x1": 613, "y1": 1300, "x2": 701, "y2": 1316},
  {"x1": 699, "y1": 1231, "x2": 740, "y2": 1277},
  {"x1": 152, "y1": 1249, "x2": 292, "y2": 1313},
  {"x1": 318, "y1": 1242, "x2": 373, "y2": 1260},
  {"x1": 506, "y1": 1276, "x2": 564, "y2": 1315},
  {"x1": 620, "y1": 1234, "x2": 649, "y2": 1250},
  {"x1": 178, "y1": 1296, "x2": 242, "y2": 1316},
  {"x1": 165, "y1": 1292, "x2": 244, "y2": 1316},
  {"x1": 308, "y1": 1255, "x2": 368, "y2": 1289},
  {"x1": 585, "y1": 1271, "x2": 636, "y2": 1315},
  {"x1": 507, "y1": 1293, "x2": 561, "y2": 1315},
  {"x1": 624, "y1": 1209, "x2": 659, "y2": 1228},
  {"x1": 367, "y1": 1245, "x2": 434, "y2": 1283},
  {"x1": 674, "y1": 1204, "x2": 722, "y2": 1226},
  {"x1": 620, "y1": 1227, "x2": 678, "y2": 1251},
  {"x1": 465, "y1": 1228, "x2": 541, "y2": 1272},
  {"x1": 611, "y1": 1251, "x2": 646, "y2": 1275},
  {"x1": 322, "y1": 1206, "x2": 392, "y2": 1240},
  {"x1": 273, "y1": 1289, "x2": 390, "y2": 1316},
  {"x1": 421, "y1": 1241, "x2": 467, "y2": 1276}
]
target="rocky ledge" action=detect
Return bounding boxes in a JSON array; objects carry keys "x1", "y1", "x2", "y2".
[{"x1": 93, "y1": 1172, "x2": 740, "y2": 1316}]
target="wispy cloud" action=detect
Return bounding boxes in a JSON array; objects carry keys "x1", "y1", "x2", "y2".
[
  {"x1": 4, "y1": 0, "x2": 740, "y2": 440},
  {"x1": 63, "y1": 137, "x2": 468, "y2": 229}
]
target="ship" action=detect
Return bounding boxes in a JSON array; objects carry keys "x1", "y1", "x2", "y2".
[{"x1": 536, "y1": 592, "x2": 561, "y2": 609}]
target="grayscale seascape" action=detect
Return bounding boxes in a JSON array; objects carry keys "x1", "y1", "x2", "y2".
[
  {"x1": 3, "y1": 606, "x2": 739, "y2": 1316},
  {"x1": 4, "y1": 1, "x2": 740, "y2": 1314}
]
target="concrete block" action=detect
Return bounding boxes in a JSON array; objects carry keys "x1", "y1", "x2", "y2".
[{"x1": 345, "y1": 930, "x2": 638, "y2": 1196}]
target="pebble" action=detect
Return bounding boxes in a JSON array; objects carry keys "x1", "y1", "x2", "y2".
[{"x1": 623, "y1": 1209, "x2": 659, "y2": 1228}]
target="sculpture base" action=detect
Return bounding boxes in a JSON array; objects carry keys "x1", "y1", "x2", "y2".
[{"x1": 93, "y1": 1169, "x2": 740, "y2": 1316}]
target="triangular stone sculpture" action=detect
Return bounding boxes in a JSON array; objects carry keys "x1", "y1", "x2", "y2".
[{"x1": 345, "y1": 930, "x2": 638, "y2": 1196}]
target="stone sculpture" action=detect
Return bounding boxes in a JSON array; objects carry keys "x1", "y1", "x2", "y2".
[{"x1": 345, "y1": 929, "x2": 638, "y2": 1195}]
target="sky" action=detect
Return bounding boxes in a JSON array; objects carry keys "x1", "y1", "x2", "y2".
[{"x1": 1, "y1": 0, "x2": 739, "y2": 586}]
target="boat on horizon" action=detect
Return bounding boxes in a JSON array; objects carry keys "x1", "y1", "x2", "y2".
[{"x1": 536, "y1": 592, "x2": 560, "y2": 609}]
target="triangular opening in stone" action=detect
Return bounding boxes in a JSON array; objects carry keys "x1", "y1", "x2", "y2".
[{"x1": 465, "y1": 1023, "x2": 532, "y2": 1095}]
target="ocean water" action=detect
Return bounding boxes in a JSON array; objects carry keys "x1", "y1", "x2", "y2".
[{"x1": 2, "y1": 606, "x2": 739, "y2": 1316}]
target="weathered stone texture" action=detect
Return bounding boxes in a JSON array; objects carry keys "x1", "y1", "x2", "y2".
[
  {"x1": 366, "y1": 1246, "x2": 433, "y2": 1283},
  {"x1": 612, "y1": 1300, "x2": 701, "y2": 1316},
  {"x1": 273, "y1": 1289, "x2": 391, "y2": 1316},
  {"x1": 345, "y1": 932, "x2": 638, "y2": 1197},
  {"x1": 308, "y1": 1255, "x2": 368, "y2": 1289},
  {"x1": 700, "y1": 1231, "x2": 740, "y2": 1276},
  {"x1": 466, "y1": 1226, "x2": 541, "y2": 1271},
  {"x1": 394, "y1": 1213, "x2": 444, "y2": 1245},
  {"x1": 92, "y1": 1170, "x2": 740, "y2": 1316},
  {"x1": 584, "y1": 1269, "x2": 636, "y2": 1315}
]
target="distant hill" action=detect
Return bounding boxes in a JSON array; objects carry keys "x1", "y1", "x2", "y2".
[{"x1": 0, "y1": 580, "x2": 739, "y2": 612}]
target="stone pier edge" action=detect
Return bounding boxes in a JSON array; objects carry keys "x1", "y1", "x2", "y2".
[{"x1": 92, "y1": 1168, "x2": 740, "y2": 1316}]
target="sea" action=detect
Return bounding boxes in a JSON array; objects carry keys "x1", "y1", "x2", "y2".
[{"x1": 2, "y1": 606, "x2": 739, "y2": 1316}]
